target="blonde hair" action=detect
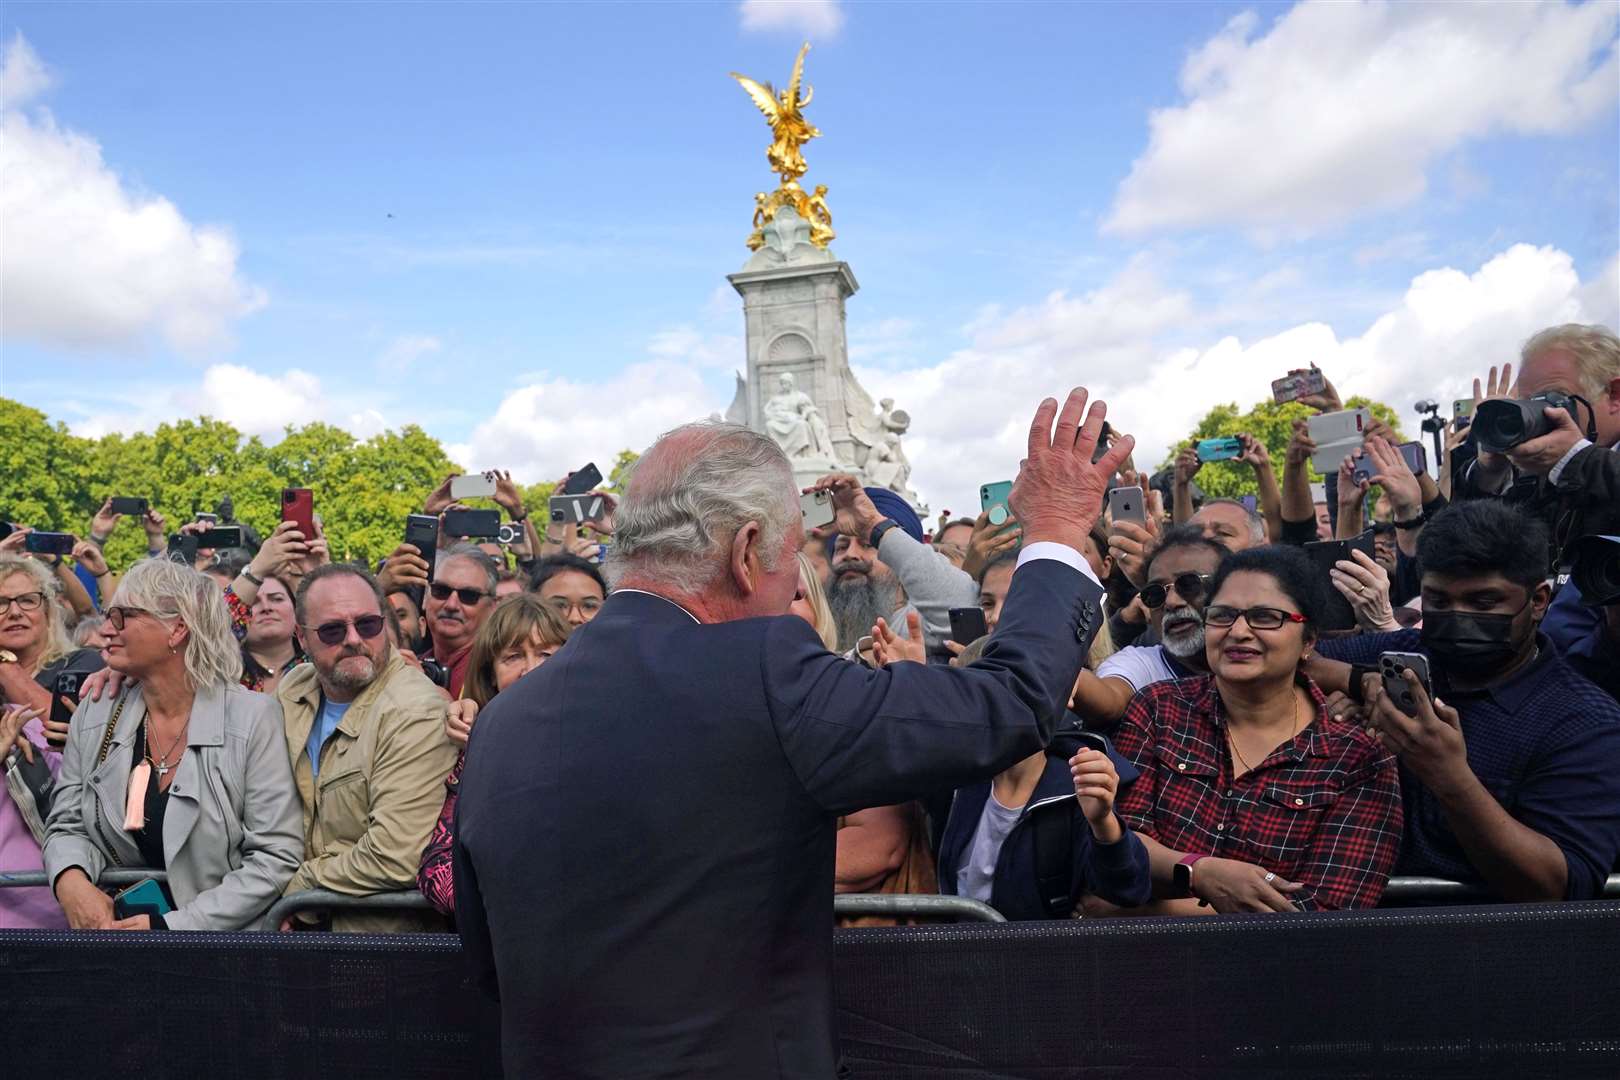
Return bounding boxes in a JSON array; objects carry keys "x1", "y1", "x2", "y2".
[
  {"x1": 795, "y1": 551, "x2": 838, "y2": 651},
  {"x1": 0, "y1": 555, "x2": 74, "y2": 669},
  {"x1": 1086, "y1": 616, "x2": 1116, "y2": 672},
  {"x1": 464, "y1": 594, "x2": 572, "y2": 709},
  {"x1": 1521, "y1": 323, "x2": 1620, "y2": 401},
  {"x1": 110, "y1": 557, "x2": 242, "y2": 689}
]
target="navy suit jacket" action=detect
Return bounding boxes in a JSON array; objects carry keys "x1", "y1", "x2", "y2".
[{"x1": 453, "y1": 556, "x2": 1103, "y2": 1079}]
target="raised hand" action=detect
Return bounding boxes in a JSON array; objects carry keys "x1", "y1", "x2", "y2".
[
  {"x1": 1330, "y1": 549, "x2": 1399, "y2": 632},
  {"x1": 1363, "y1": 435, "x2": 1422, "y2": 518},
  {"x1": 812, "y1": 473, "x2": 884, "y2": 541},
  {"x1": 1174, "y1": 445, "x2": 1202, "y2": 486},
  {"x1": 90, "y1": 498, "x2": 121, "y2": 542},
  {"x1": 961, "y1": 510, "x2": 1021, "y2": 581},
  {"x1": 1009, "y1": 388, "x2": 1135, "y2": 552},
  {"x1": 1068, "y1": 746, "x2": 1123, "y2": 843},
  {"x1": 1236, "y1": 433, "x2": 1272, "y2": 470},
  {"x1": 377, "y1": 542, "x2": 432, "y2": 593},
  {"x1": 871, "y1": 612, "x2": 927, "y2": 667},
  {"x1": 71, "y1": 539, "x2": 109, "y2": 579},
  {"x1": 423, "y1": 474, "x2": 457, "y2": 516}
]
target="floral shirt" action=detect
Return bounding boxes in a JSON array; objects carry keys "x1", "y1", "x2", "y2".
[{"x1": 417, "y1": 751, "x2": 465, "y2": 917}]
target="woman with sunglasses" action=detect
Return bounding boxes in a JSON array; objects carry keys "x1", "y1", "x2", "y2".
[
  {"x1": 1094, "y1": 545, "x2": 1402, "y2": 914},
  {"x1": 418, "y1": 595, "x2": 572, "y2": 916},
  {"x1": 41, "y1": 558, "x2": 303, "y2": 930}
]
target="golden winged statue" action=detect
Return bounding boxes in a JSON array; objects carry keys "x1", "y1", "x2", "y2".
[
  {"x1": 731, "y1": 42, "x2": 820, "y2": 184},
  {"x1": 731, "y1": 43, "x2": 834, "y2": 250}
]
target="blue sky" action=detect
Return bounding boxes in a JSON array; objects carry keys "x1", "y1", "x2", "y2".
[{"x1": 2, "y1": 0, "x2": 1616, "y2": 514}]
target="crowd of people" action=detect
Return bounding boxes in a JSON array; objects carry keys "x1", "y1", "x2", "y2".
[{"x1": 1, "y1": 320, "x2": 1618, "y2": 932}]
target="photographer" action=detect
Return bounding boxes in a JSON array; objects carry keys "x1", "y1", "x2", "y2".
[{"x1": 1307, "y1": 501, "x2": 1620, "y2": 902}]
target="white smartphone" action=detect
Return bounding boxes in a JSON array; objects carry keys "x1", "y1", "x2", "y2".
[
  {"x1": 450, "y1": 473, "x2": 498, "y2": 500},
  {"x1": 800, "y1": 490, "x2": 836, "y2": 530},
  {"x1": 1308, "y1": 408, "x2": 1372, "y2": 475}
]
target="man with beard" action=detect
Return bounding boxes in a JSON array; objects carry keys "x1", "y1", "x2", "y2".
[
  {"x1": 1310, "y1": 501, "x2": 1620, "y2": 902},
  {"x1": 277, "y1": 564, "x2": 457, "y2": 930},
  {"x1": 1072, "y1": 526, "x2": 1227, "y2": 733},
  {"x1": 821, "y1": 485, "x2": 945, "y2": 654}
]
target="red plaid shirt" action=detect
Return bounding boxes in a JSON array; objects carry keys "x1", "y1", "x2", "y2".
[{"x1": 1113, "y1": 675, "x2": 1402, "y2": 911}]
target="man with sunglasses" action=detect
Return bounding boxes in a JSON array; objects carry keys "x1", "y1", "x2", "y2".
[
  {"x1": 421, "y1": 546, "x2": 498, "y2": 698},
  {"x1": 1073, "y1": 527, "x2": 1227, "y2": 733},
  {"x1": 277, "y1": 564, "x2": 457, "y2": 931}
]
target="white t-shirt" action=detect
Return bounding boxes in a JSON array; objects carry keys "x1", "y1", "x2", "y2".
[
  {"x1": 956, "y1": 794, "x2": 1023, "y2": 903},
  {"x1": 1094, "y1": 644, "x2": 1183, "y2": 693}
]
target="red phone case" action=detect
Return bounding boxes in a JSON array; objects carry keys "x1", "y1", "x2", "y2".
[{"x1": 281, "y1": 488, "x2": 315, "y2": 537}]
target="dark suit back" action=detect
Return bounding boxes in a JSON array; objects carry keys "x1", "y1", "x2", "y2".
[{"x1": 454, "y1": 558, "x2": 1102, "y2": 1079}]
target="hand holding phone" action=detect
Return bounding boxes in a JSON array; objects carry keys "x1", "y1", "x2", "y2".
[
  {"x1": 281, "y1": 488, "x2": 315, "y2": 538},
  {"x1": 449, "y1": 473, "x2": 498, "y2": 500},
  {"x1": 948, "y1": 607, "x2": 989, "y2": 645},
  {"x1": 23, "y1": 532, "x2": 76, "y2": 556},
  {"x1": 109, "y1": 497, "x2": 149, "y2": 516},
  {"x1": 1107, "y1": 486, "x2": 1146, "y2": 525},
  {"x1": 1378, "y1": 652, "x2": 1433, "y2": 717},
  {"x1": 800, "y1": 490, "x2": 835, "y2": 530}
]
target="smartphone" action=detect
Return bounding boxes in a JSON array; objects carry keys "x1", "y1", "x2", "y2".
[
  {"x1": 112, "y1": 878, "x2": 174, "y2": 921},
  {"x1": 1271, "y1": 368, "x2": 1327, "y2": 404},
  {"x1": 1378, "y1": 652, "x2": 1433, "y2": 717},
  {"x1": 562, "y1": 463, "x2": 604, "y2": 496},
  {"x1": 1350, "y1": 451, "x2": 1376, "y2": 487},
  {"x1": 195, "y1": 512, "x2": 218, "y2": 526},
  {"x1": 1304, "y1": 530, "x2": 1377, "y2": 632},
  {"x1": 496, "y1": 521, "x2": 525, "y2": 546},
  {"x1": 549, "y1": 493, "x2": 608, "y2": 526},
  {"x1": 449, "y1": 473, "x2": 498, "y2": 500},
  {"x1": 109, "y1": 497, "x2": 148, "y2": 516},
  {"x1": 1239, "y1": 495, "x2": 1258, "y2": 513},
  {"x1": 1307, "y1": 408, "x2": 1372, "y2": 474},
  {"x1": 1452, "y1": 398, "x2": 1474, "y2": 421},
  {"x1": 404, "y1": 514, "x2": 440, "y2": 582},
  {"x1": 194, "y1": 526, "x2": 243, "y2": 549},
  {"x1": 948, "y1": 607, "x2": 989, "y2": 645},
  {"x1": 48, "y1": 670, "x2": 90, "y2": 747},
  {"x1": 1196, "y1": 436, "x2": 1244, "y2": 462},
  {"x1": 1107, "y1": 486, "x2": 1146, "y2": 525},
  {"x1": 1073, "y1": 731, "x2": 1110, "y2": 755},
  {"x1": 1397, "y1": 441, "x2": 1428, "y2": 476},
  {"x1": 167, "y1": 534, "x2": 199, "y2": 560},
  {"x1": 800, "y1": 490, "x2": 835, "y2": 530},
  {"x1": 281, "y1": 487, "x2": 315, "y2": 537},
  {"x1": 24, "y1": 532, "x2": 76, "y2": 556},
  {"x1": 979, "y1": 481, "x2": 1014, "y2": 528},
  {"x1": 443, "y1": 508, "x2": 500, "y2": 539}
]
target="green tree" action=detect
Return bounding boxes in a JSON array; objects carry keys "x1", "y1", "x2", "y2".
[
  {"x1": 0, "y1": 399, "x2": 95, "y2": 533},
  {"x1": 1159, "y1": 397, "x2": 1404, "y2": 499}
]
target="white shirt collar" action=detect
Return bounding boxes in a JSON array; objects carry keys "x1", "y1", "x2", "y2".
[{"x1": 611, "y1": 588, "x2": 702, "y2": 624}]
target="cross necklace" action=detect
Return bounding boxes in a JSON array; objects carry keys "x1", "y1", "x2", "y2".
[{"x1": 146, "y1": 723, "x2": 187, "y2": 778}]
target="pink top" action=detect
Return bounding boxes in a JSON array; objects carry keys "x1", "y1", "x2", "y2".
[{"x1": 1, "y1": 715, "x2": 69, "y2": 929}]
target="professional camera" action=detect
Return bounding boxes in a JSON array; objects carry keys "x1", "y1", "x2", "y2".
[
  {"x1": 1472, "y1": 391, "x2": 1580, "y2": 453},
  {"x1": 420, "y1": 659, "x2": 451, "y2": 690},
  {"x1": 1570, "y1": 534, "x2": 1620, "y2": 606}
]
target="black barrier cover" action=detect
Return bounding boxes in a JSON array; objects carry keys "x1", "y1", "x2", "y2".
[{"x1": 5, "y1": 902, "x2": 1620, "y2": 1079}]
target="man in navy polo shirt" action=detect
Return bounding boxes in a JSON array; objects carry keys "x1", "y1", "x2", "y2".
[{"x1": 1311, "y1": 501, "x2": 1620, "y2": 901}]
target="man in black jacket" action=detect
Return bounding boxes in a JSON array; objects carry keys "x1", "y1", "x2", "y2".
[{"x1": 453, "y1": 389, "x2": 1131, "y2": 1079}]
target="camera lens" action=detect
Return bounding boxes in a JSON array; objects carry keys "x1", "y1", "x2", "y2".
[
  {"x1": 1473, "y1": 399, "x2": 1534, "y2": 453},
  {"x1": 1570, "y1": 535, "x2": 1620, "y2": 606}
]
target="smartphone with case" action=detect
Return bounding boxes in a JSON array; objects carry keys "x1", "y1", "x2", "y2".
[
  {"x1": 23, "y1": 532, "x2": 76, "y2": 556},
  {"x1": 443, "y1": 508, "x2": 500, "y2": 539},
  {"x1": 1307, "y1": 408, "x2": 1372, "y2": 474},
  {"x1": 281, "y1": 487, "x2": 315, "y2": 537},
  {"x1": 404, "y1": 513, "x2": 440, "y2": 582},
  {"x1": 1452, "y1": 399, "x2": 1474, "y2": 421},
  {"x1": 948, "y1": 606, "x2": 989, "y2": 645},
  {"x1": 194, "y1": 526, "x2": 243, "y2": 549},
  {"x1": 1398, "y1": 441, "x2": 1428, "y2": 476},
  {"x1": 1304, "y1": 530, "x2": 1376, "y2": 632},
  {"x1": 109, "y1": 497, "x2": 148, "y2": 516},
  {"x1": 1196, "y1": 437, "x2": 1243, "y2": 462},
  {"x1": 194, "y1": 512, "x2": 218, "y2": 526},
  {"x1": 561, "y1": 463, "x2": 604, "y2": 496},
  {"x1": 449, "y1": 473, "x2": 498, "y2": 500},
  {"x1": 47, "y1": 670, "x2": 90, "y2": 747},
  {"x1": 800, "y1": 490, "x2": 835, "y2": 530},
  {"x1": 112, "y1": 878, "x2": 174, "y2": 921},
  {"x1": 1350, "y1": 451, "x2": 1376, "y2": 487},
  {"x1": 549, "y1": 493, "x2": 608, "y2": 526},
  {"x1": 1107, "y1": 486, "x2": 1146, "y2": 525},
  {"x1": 1272, "y1": 368, "x2": 1327, "y2": 404},
  {"x1": 1378, "y1": 652, "x2": 1433, "y2": 717},
  {"x1": 979, "y1": 481, "x2": 1014, "y2": 528}
]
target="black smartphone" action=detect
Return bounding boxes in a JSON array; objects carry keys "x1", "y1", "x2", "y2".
[
  {"x1": 109, "y1": 497, "x2": 149, "y2": 516},
  {"x1": 404, "y1": 514, "x2": 440, "y2": 582},
  {"x1": 1074, "y1": 731, "x2": 1110, "y2": 755},
  {"x1": 443, "y1": 508, "x2": 500, "y2": 539},
  {"x1": 167, "y1": 533, "x2": 199, "y2": 560},
  {"x1": 24, "y1": 532, "x2": 76, "y2": 556},
  {"x1": 1304, "y1": 531, "x2": 1377, "y2": 632},
  {"x1": 561, "y1": 462, "x2": 604, "y2": 495},
  {"x1": 194, "y1": 526, "x2": 243, "y2": 549},
  {"x1": 948, "y1": 606, "x2": 989, "y2": 645},
  {"x1": 48, "y1": 670, "x2": 91, "y2": 746},
  {"x1": 1378, "y1": 652, "x2": 1433, "y2": 716}
]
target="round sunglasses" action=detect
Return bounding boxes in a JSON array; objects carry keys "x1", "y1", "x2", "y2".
[{"x1": 301, "y1": 614, "x2": 387, "y2": 647}]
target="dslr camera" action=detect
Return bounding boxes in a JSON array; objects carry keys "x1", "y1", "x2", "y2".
[
  {"x1": 1472, "y1": 391, "x2": 1580, "y2": 454},
  {"x1": 1570, "y1": 534, "x2": 1620, "y2": 607},
  {"x1": 420, "y1": 659, "x2": 451, "y2": 690}
]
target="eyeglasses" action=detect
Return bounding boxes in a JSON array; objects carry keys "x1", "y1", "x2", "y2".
[
  {"x1": 104, "y1": 606, "x2": 160, "y2": 631},
  {"x1": 302, "y1": 615, "x2": 387, "y2": 647},
  {"x1": 430, "y1": 583, "x2": 492, "y2": 607},
  {"x1": 1203, "y1": 605, "x2": 1308, "y2": 631},
  {"x1": 0, "y1": 592, "x2": 46, "y2": 615},
  {"x1": 545, "y1": 595, "x2": 603, "y2": 616},
  {"x1": 1140, "y1": 573, "x2": 1213, "y2": 609}
]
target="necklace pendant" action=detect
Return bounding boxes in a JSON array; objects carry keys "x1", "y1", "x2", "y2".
[{"x1": 157, "y1": 762, "x2": 170, "y2": 777}]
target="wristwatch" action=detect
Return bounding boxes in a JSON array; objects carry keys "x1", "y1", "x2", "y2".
[
  {"x1": 867, "y1": 518, "x2": 901, "y2": 548},
  {"x1": 1172, "y1": 853, "x2": 1208, "y2": 898}
]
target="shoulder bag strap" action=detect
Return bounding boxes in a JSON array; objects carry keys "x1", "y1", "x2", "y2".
[{"x1": 90, "y1": 692, "x2": 131, "y2": 868}]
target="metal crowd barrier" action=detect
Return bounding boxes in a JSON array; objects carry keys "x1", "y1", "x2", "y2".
[
  {"x1": 0, "y1": 868, "x2": 161, "y2": 889},
  {"x1": 835, "y1": 893, "x2": 1005, "y2": 922},
  {"x1": 263, "y1": 887, "x2": 434, "y2": 927}
]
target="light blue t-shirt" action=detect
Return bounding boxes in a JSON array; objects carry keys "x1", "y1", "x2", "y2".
[{"x1": 307, "y1": 698, "x2": 352, "y2": 779}]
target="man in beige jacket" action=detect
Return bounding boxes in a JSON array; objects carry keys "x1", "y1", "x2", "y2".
[{"x1": 278, "y1": 563, "x2": 456, "y2": 932}]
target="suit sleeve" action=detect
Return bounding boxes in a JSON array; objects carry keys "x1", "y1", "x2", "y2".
[
  {"x1": 452, "y1": 788, "x2": 499, "y2": 999},
  {"x1": 766, "y1": 558, "x2": 1103, "y2": 815}
]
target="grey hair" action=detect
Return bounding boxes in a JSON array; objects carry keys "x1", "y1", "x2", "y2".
[
  {"x1": 0, "y1": 555, "x2": 74, "y2": 668},
  {"x1": 111, "y1": 557, "x2": 243, "y2": 690},
  {"x1": 605, "y1": 422, "x2": 798, "y2": 593},
  {"x1": 1520, "y1": 323, "x2": 1620, "y2": 401},
  {"x1": 1200, "y1": 498, "x2": 1266, "y2": 542},
  {"x1": 439, "y1": 544, "x2": 499, "y2": 593}
]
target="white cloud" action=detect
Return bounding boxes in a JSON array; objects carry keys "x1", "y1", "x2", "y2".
[
  {"x1": 0, "y1": 33, "x2": 265, "y2": 353},
  {"x1": 1106, "y1": 1, "x2": 1620, "y2": 236},
  {"x1": 377, "y1": 333, "x2": 443, "y2": 370},
  {"x1": 739, "y1": 0, "x2": 845, "y2": 38}
]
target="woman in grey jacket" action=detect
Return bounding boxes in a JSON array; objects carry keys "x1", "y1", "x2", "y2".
[{"x1": 43, "y1": 558, "x2": 303, "y2": 930}]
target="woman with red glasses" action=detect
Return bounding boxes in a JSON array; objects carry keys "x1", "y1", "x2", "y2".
[{"x1": 1089, "y1": 545, "x2": 1402, "y2": 915}]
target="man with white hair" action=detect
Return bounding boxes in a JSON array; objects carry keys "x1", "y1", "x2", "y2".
[
  {"x1": 1189, "y1": 497, "x2": 1267, "y2": 553},
  {"x1": 454, "y1": 389, "x2": 1132, "y2": 1079}
]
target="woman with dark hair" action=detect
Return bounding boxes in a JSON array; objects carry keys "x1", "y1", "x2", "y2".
[
  {"x1": 530, "y1": 553, "x2": 608, "y2": 628},
  {"x1": 1097, "y1": 545, "x2": 1402, "y2": 914},
  {"x1": 240, "y1": 572, "x2": 306, "y2": 693}
]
